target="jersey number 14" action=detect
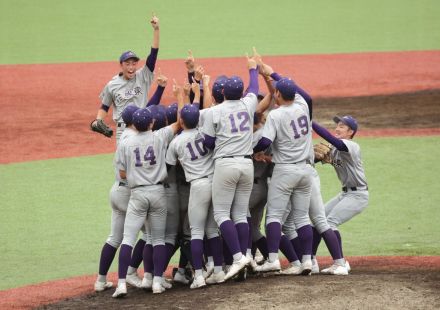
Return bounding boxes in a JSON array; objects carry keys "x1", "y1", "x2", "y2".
[{"x1": 134, "y1": 147, "x2": 156, "y2": 167}]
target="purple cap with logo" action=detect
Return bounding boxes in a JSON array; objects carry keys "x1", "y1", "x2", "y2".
[
  {"x1": 333, "y1": 115, "x2": 358, "y2": 134},
  {"x1": 212, "y1": 75, "x2": 228, "y2": 103},
  {"x1": 132, "y1": 108, "x2": 153, "y2": 132},
  {"x1": 275, "y1": 78, "x2": 296, "y2": 100},
  {"x1": 119, "y1": 50, "x2": 140, "y2": 63},
  {"x1": 180, "y1": 104, "x2": 200, "y2": 128},
  {"x1": 166, "y1": 103, "x2": 178, "y2": 124},
  {"x1": 148, "y1": 105, "x2": 167, "y2": 130}
]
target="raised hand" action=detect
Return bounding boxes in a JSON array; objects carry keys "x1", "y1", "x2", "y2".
[
  {"x1": 150, "y1": 13, "x2": 159, "y2": 30},
  {"x1": 246, "y1": 52, "x2": 257, "y2": 70},
  {"x1": 172, "y1": 78, "x2": 181, "y2": 98},
  {"x1": 184, "y1": 50, "x2": 195, "y2": 72},
  {"x1": 194, "y1": 65, "x2": 205, "y2": 81},
  {"x1": 252, "y1": 47, "x2": 263, "y2": 66},
  {"x1": 183, "y1": 79, "x2": 191, "y2": 97},
  {"x1": 191, "y1": 77, "x2": 201, "y2": 96},
  {"x1": 202, "y1": 74, "x2": 210, "y2": 87},
  {"x1": 156, "y1": 68, "x2": 168, "y2": 87}
]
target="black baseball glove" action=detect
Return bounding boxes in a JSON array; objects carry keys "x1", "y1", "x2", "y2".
[{"x1": 90, "y1": 119, "x2": 113, "y2": 138}]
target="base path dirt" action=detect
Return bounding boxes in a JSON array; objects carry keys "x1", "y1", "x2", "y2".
[
  {"x1": 0, "y1": 257, "x2": 436, "y2": 310},
  {"x1": 1, "y1": 50, "x2": 440, "y2": 164}
]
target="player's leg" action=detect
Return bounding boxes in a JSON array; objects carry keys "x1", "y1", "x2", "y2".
[
  {"x1": 251, "y1": 201, "x2": 268, "y2": 260},
  {"x1": 205, "y1": 203, "x2": 224, "y2": 284},
  {"x1": 163, "y1": 184, "x2": 180, "y2": 283}
]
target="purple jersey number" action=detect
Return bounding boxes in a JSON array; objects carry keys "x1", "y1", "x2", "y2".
[
  {"x1": 229, "y1": 111, "x2": 250, "y2": 133},
  {"x1": 290, "y1": 115, "x2": 309, "y2": 139},
  {"x1": 186, "y1": 138, "x2": 208, "y2": 161},
  {"x1": 134, "y1": 146, "x2": 156, "y2": 166}
]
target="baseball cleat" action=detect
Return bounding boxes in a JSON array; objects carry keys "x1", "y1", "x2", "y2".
[
  {"x1": 126, "y1": 273, "x2": 142, "y2": 288},
  {"x1": 224, "y1": 255, "x2": 249, "y2": 281},
  {"x1": 300, "y1": 260, "x2": 313, "y2": 276},
  {"x1": 203, "y1": 264, "x2": 214, "y2": 279},
  {"x1": 174, "y1": 270, "x2": 190, "y2": 284},
  {"x1": 206, "y1": 271, "x2": 226, "y2": 284},
  {"x1": 94, "y1": 280, "x2": 113, "y2": 292},
  {"x1": 345, "y1": 260, "x2": 351, "y2": 272},
  {"x1": 161, "y1": 277, "x2": 173, "y2": 289},
  {"x1": 152, "y1": 278, "x2": 165, "y2": 294},
  {"x1": 255, "y1": 259, "x2": 281, "y2": 273},
  {"x1": 254, "y1": 250, "x2": 265, "y2": 264},
  {"x1": 111, "y1": 283, "x2": 127, "y2": 298},
  {"x1": 190, "y1": 275, "x2": 207, "y2": 289},
  {"x1": 280, "y1": 263, "x2": 302, "y2": 275},
  {"x1": 140, "y1": 275, "x2": 153, "y2": 289},
  {"x1": 322, "y1": 264, "x2": 348, "y2": 276},
  {"x1": 311, "y1": 258, "x2": 320, "y2": 274}
]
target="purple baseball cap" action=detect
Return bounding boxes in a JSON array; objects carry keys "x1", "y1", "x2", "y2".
[
  {"x1": 148, "y1": 105, "x2": 167, "y2": 130},
  {"x1": 212, "y1": 75, "x2": 228, "y2": 103},
  {"x1": 223, "y1": 76, "x2": 244, "y2": 100},
  {"x1": 119, "y1": 50, "x2": 140, "y2": 63},
  {"x1": 121, "y1": 105, "x2": 140, "y2": 126},
  {"x1": 166, "y1": 103, "x2": 178, "y2": 124},
  {"x1": 180, "y1": 104, "x2": 200, "y2": 128},
  {"x1": 132, "y1": 108, "x2": 153, "y2": 132},
  {"x1": 333, "y1": 115, "x2": 358, "y2": 134},
  {"x1": 275, "y1": 78, "x2": 296, "y2": 100}
]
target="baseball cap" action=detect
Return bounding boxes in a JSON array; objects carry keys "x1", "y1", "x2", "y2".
[
  {"x1": 132, "y1": 108, "x2": 153, "y2": 132},
  {"x1": 333, "y1": 115, "x2": 358, "y2": 134},
  {"x1": 119, "y1": 50, "x2": 140, "y2": 63},
  {"x1": 223, "y1": 76, "x2": 244, "y2": 100},
  {"x1": 180, "y1": 104, "x2": 200, "y2": 128},
  {"x1": 212, "y1": 75, "x2": 228, "y2": 103},
  {"x1": 275, "y1": 78, "x2": 296, "y2": 100},
  {"x1": 148, "y1": 105, "x2": 167, "y2": 130},
  {"x1": 166, "y1": 103, "x2": 178, "y2": 124},
  {"x1": 121, "y1": 105, "x2": 140, "y2": 126}
]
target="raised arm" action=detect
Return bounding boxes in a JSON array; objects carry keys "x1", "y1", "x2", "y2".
[
  {"x1": 146, "y1": 69, "x2": 167, "y2": 107},
  {"x1": 312, "y1": 121, "x2": 348, "y2": 152},
  {"x1": 146, "y1": 14, "x2": 160, "y2": 72},
  {"x1": 202, "y1": 74, "x2": 213, "y2": 109},
  {"x1": 169, "y1": 80, "x2": 184, "y2": 134},
  {"x1": 191, "y1": 78, "x2": 201, "y2": 106},
  {"x1": 246, "y1": 51, "x2": 259, "y2": 96}
]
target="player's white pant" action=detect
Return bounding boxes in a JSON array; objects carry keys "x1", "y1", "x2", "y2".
[
  {"x1": 212, "y1": 157, "x2": 254, "y2": 225},
  {"x1": 188, "y1": 177, "x2": 219, "y2": 240},
  {"x1": 281, "y1": 201, "x2": 298, "y2": 240},
  {"x1": 266, "y1": 163, "x2": 313, "y2": 228},
  {"x1": 308, "y1": 168, "x2": 331, "y2": 234},
  {"x1": 164, "y1": 183, "x2": 180, "y2": 245},
  {"x1": 121, "y1": 185, "x2": 167, "y2": 247},
  {"x1": 325, "y1": 189, "x2": 369, "y2": 229},
  {"x1": 106, "y1": 182, "x2": 130, "y2": 248},
  {"x1": 249, "y1": 177, "x2": 268, "y2": 242}
]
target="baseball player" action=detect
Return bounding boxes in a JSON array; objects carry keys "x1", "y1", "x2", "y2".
[
  {"x1": 253, "y1": 67, "x2": 315, "y2": 275},
  {"x1": 112, "y1": 89, "x2": 184, "y2": 297},
  {"x1": 91, "y1": 14, "x2": 160, "y2": 144},
  {"x1": 312, "y1": 116, "x2": 369, "y2": 274}
]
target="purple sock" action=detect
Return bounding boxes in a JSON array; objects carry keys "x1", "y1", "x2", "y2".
[
  {"x1": 312, "y1": 227, "x2": 322, "y2": 257},
  {"x1": 129, "y1": 239, "x2": 146, "y2": 269},
  {"x1": 322, "y1": 229, "x2": 342, "y2": 259},
  {"x1": 164, "y1": 243, "x2": 176, "y2": 272},
  {"x1": 118, "y1": 244, "x2": 133, "y2": 279},
  {"x1": 247, "y1": 217, "x2": 252, "y2": 252},
  {"x1": 99, "y1": 243, "x2": 117, "y2": 276},
  {"x1": 291, "y1": 237, "x2": 303, "y2": 259},
  {"x1": 256, "y1": 236, "x2": 269, "y2": 259},
  {"x1": 279, "y1": 234, "x2": 299, "y2": 262},
  {"x1": 153, "y1": 244, "x2": 167, "y2": 277},
  {"x1": 219, "y1": 220, "x2": 241, "y2": 256},
  {"x1": 143, "y1": 244, "x2": 153, "y2": 274},
  {"x1": 191, "y1": 239, "x2": 204, "y2": 270},
  {"x1": 297, "y1": 225, "x2": 313, "y2": 256},
  {"x1": 235, "y1": 222, "x2": 249, "y2": 255},
  {"x1": 208, "y1": 236, "x2": 224, "y2": 267},
  {"x1": 266, "y1": 222, "x2": 282, "y2": 254},
  {"x1": 333, "y1": 230, "x2": 344, "y2": 258},
  {"x1": 223, "y1": 238, "x2": 233, "y2": 265}
]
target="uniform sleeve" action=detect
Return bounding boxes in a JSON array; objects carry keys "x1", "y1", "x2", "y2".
[
  {"x1": 137, "y1": 65, "x2": 154, "y2": 86},
  {"x1": 242, "y1": 93, "x2": 258, "y2": 114},
  {"x1": 342, "y1": 140, "x2": 359, "y2": 155},
  {"x1": 165, "y1": 140, "x2": 178, "y2": 166},
  {"x1": 201, "y1": 108, "x2": 216, "y2": 137},
  {"x1": 157, "y1": 126, "x2": 175, "y2": 146},
  {"x1": 99, "y1": 84, "x2": 113, "y2": 108},
  {"x1": 261, "y1": 111, "x2": 277, "y2": 141}
]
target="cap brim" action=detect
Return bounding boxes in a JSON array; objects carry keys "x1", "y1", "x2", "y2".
[
  {"x1": 121, "y1": 56, "x2": 140, "y2": 63},
  {"x1": 333, "y1": 115, "x2": 342, "y2": 124}
]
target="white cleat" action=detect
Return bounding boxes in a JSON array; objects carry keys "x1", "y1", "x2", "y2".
[
  {"x1": 255, "y1": 259, "x2": 281, "y2": 273},
  {"x1": 94, "y1": 280, "x2": 113, "y2": 292},
  {"x1": 161, "y1": 277, "x2": 172, "y2": 289},
  {"x1": 322, "y1": 264, "x2": 348, "y2": 276},
  {"x1": 346, "y1": 260, "x2": 351, "y2": 272},
  {"x1": 126, "y1": 273, "x2": 142, "y2": 288},
  {"x1": 280, "y1": 263, "x2": 302, "y2": 275},
  {"x1": 152, "y1": 278, "x2": 165, "y2": 294},
  {"x1": 311, "y1": 258, "x2": 320, "y2": 274},
  {"x1": 140, "y1": 276, "x2": 153, "y2": 289},
  {"x1": 173, "y1": 270, "x2": 190, "y2": 284},
  {"x1": 300, "y1": 260, "x2": 313, "y2": 276},
  {"x1": 254, "y1": 249, "x2": 265, "y2": 264},
  {"x1": 203, "y1": 264, "x2": 214, "y2": 279},
  {"x1": 111, "y1": 283, "x2": 127, "y2": 298},
  {"x1": 224, "y1": 255, "x2": 250, "y2": 281},
  {"x1": 190, "y1": 275, "x2": 207, "y2": 289},
  {"x1": 206, "y1": 271, "x2": 226, "y2": 284}
]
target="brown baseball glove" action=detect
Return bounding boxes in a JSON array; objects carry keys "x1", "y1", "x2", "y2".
[
  {"x1": 90, "y1": 119, "x2": 113, "y2": 138},
  {"x1": 314, "y1": 142, "x2": 332, "y2": 164}
]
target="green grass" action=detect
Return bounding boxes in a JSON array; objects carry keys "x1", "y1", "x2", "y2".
[
  {"x1": 0, "y1": 136, "x2": 439, "y2": 290},
  {"x1": 1, "y1": 0, "x2": 440, "y2": 64}
]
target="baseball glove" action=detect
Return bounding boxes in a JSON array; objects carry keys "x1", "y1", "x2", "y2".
[
  {"x1": 90, "y1": 119, "x2": 113, "y2": 138},
  {"x1": 314, "y1": 142, "x2": 332, "y2": 164}
]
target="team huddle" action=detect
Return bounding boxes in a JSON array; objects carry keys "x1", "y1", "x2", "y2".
[{"x1": 91, "y1": 15, "x2": 369, "y2": 298}]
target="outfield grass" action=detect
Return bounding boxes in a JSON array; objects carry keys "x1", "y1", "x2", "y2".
[
  {"x1": 0, "y1": 136, "x2": 439, "y2": 290},
  {"x1": 1, "y1": 0, "x2": 440, "y2": 64}
]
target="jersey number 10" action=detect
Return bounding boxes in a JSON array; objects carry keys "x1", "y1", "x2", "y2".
[
  {"x1": 186, "y1": 138, "x2": 208, "y2": 161},
  {"x1": 290, "y1": 115, "x2": 309, "y2": 139}
]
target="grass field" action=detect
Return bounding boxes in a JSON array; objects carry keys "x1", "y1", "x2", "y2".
[
  {"x1": 1, "y1": 0, "x2": 440, "y2": 64},
  {"x1": 1, "y1": 136, "x2": 439, "y2": 290}
]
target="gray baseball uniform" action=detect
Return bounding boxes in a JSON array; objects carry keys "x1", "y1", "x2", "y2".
[
  {"x1": 100, "y1": 66, "x2": 154, "y2": 143},
  {"x1": 325, "y1": 140, "x2": 369, "y2": 229},
  {"x1": 202, "y1": 93, "x2": 258, "y2": 225},
  {"x1": 117, "y1": 126, "x2": 174, "y2": 247}
]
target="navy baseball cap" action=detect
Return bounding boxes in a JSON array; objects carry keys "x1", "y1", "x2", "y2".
[
  {"x1": 119, "y1": 50, "x2": 140, "y2": 63},
  {"x1": 333, "y1": 115, "x2": 358, "y2": 134},
  {"x1": 166, "y1": 103, "x2": 178, "y2": 124},
  {"x1": 275, "y1": 78, "x2": 296, "y2": 100},
  {"x1": 148, "y1": 105, "x2": 167, "y2": 130},
  {"x1": 132, "y1": 108, "x2": 153, "y2": 132},
  {"x1": 212, "y1": 75, "x2": 228, "y2": 103},
  {"x1": 121, "y1": 105, "x2": 140, "y2": 126},
  {"x1": 223, "y1": 76, "x2": 244, "y2": 100},
  {"x1": 180, "y1": 104, "x2": 200, "y2": 128}
]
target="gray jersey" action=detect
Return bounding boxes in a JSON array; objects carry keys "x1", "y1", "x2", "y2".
[
  {"x1": 198, "y1": 108, "x2": 209, "y2": 128},
  {"x1": 252, "y1": 127, "x2": 270, "y2": 179},
  {"x1": 262, "y1": 94, "x2": 312, "y2": 164},
  {"x1": 331, "y1": 139, "x2": 368, "y2": 188},
  {"x1": 114, "y1": 127, "x2": 137, "y2": 183},
  {"x1": 99, "y1": 66, "x2": 154, "y2": 123},
  {"x1": 202, "y1": 93, "x2": 258, "y2": 159},
  {"x1": 117, "y1": 126, "x2": 174, "y2": 188},
  {"x1": 166, "y1": 128, "x2": 214, "y2": 182}
]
